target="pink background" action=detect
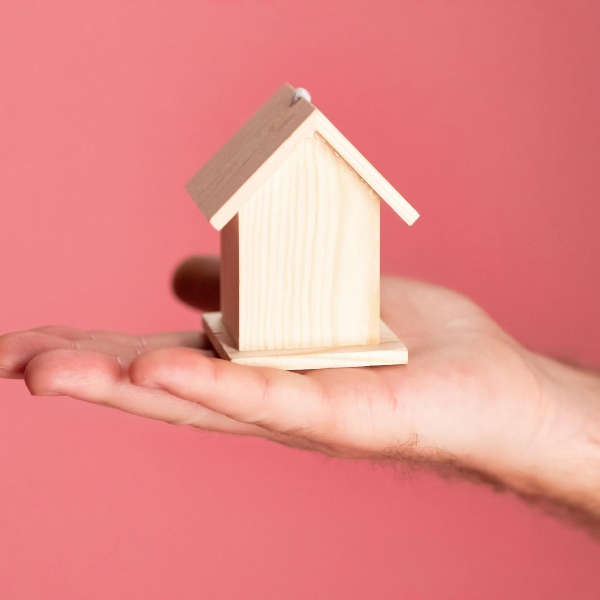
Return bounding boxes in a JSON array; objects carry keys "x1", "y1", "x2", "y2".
[{"x1": 1, "y1": 2, "x2": 599, "y2": 597}]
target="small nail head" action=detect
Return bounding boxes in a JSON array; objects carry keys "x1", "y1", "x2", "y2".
[{"x1": 291, "y1": 88, "x2": 311, "y2": 105}]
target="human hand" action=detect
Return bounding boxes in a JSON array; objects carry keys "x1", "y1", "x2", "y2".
[{"x1": 1, "y1": 256, "x2": 599, "y2": 526}]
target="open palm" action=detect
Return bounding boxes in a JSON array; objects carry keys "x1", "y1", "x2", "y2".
[{"x1": 0, "y1": 256, "x2": 552, "y2": 480}]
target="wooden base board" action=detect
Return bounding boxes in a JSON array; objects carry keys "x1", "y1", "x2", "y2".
[{"x1": 202, "y1": 312, "x2": 408, "y2": 370}]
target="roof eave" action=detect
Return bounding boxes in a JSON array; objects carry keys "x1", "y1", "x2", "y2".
[
  {"x1": 208, "y1": 110, "x2": 319, "y2": 230},
  {"x1": 313, "y1": 111, "x2": 419, "y2": 226}
]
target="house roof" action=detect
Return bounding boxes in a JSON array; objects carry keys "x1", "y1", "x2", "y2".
[{"x1": 186, "y1": 83, "x2": 419, "y2": 230}]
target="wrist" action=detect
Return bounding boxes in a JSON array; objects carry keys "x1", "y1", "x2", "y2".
[{"x1": 510, "y1": 352, "x2": 600, "y2": 516}]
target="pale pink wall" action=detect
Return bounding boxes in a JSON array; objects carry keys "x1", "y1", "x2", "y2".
[{"x1": 1, "y1": 2, "x2": 599, "y2": 598}]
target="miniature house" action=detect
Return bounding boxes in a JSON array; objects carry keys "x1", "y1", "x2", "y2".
[{"x1": 186, "y1": 84, "x2": 419, "y2": 369}]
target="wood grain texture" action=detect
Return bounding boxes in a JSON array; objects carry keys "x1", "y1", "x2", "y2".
[
  {"x1": 220, "y1": 215, "x2": 240, "y2": 344},
  {"x1": 235, "y1": 133, "x2": 380, "y2": 352},
  {"x1": 185, "y1": 83, "x2": 419, "y2": 230},
  {"x1": 314, "y1": 112, "x2": 420, "y2": 226},
  {"x1": 186, "y1": 83, "x2": 316, "y2": 230},
  {"x1": 203, "y1": 312, "x2": 408, "y2": 370}
]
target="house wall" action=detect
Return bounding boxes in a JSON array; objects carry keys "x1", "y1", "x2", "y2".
[
  {"x1": 236, "y1": 133, "x2": 380, "y2": 352},
  {"x1": 220, "y1": 216, "x2": 240, "y2": 344}
]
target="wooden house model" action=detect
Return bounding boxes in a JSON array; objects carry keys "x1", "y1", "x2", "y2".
[{"x1": 186, "y1": 84, "x2": 419, "y2": 370}]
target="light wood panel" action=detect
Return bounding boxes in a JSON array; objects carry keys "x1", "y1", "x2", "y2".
[
  {"x1": 185, "y1": 83, "x2": 419, "y2": 231},
  {"x1": 314, "y1": 111, "x2": 420, "y2": 225},
  {"x1": 236, "y1": 133, "x2": 380, "y2": 352},
  {"x1": 186, "y1": 83, "x2": 316, "y2": 230},
  {"x1": 220, "y1": 216, "x2": 240, "y2": 344},
  {"x1": 203, "y1": 312, "x2": 408, "y2": 370}
]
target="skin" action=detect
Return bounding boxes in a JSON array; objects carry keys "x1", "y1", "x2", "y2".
[{"x1": 1, "y1": 256, "x2": 599, "y2": 532}]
